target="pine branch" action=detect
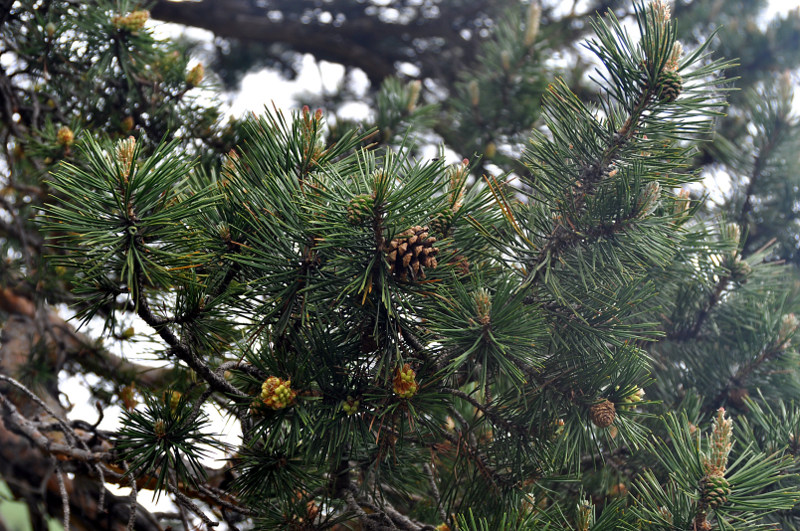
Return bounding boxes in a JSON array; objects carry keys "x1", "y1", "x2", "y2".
[{"x1": 668, "y1": 274, "x2": 731, "y2": 341}]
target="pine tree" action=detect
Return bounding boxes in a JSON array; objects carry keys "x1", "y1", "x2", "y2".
[{"x1": 2, "y1": 1, "x2": 800, "y2": 530}]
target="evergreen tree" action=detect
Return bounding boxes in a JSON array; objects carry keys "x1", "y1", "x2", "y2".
[{"x1": 1, "y1": 1, "x2": 800, "y2": 530}]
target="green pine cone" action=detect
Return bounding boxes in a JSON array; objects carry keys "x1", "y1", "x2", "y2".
[
  {"x1": 701, "y1": 475, "x2": 731, "y2": 508},
  {"x1": 347, "y1": 193, "x2": 374, "y2": 225},
  {"x1": 656, "y1": 69, "x2": 682, "y2": 103},
  {"x1": 430, "y1": 207, "x2": 454, "y2": 237}
]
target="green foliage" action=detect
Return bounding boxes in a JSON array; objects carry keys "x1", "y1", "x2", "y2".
[
  {"x1": 3, "y1": 0, "x2": 800, "y2": 529},
  {"x1": 116, "y1": 391, "x2": 226, "y2": 497}
]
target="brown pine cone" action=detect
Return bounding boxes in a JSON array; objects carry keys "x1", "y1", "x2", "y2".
[
  {"x1": 589, "y1": 399, "x2": 616, "y2": 428},
  {"x1": 385, "y1": 225, "x2": 439, "y2": 280}
]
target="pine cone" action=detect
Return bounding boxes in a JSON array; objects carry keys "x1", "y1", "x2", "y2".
[
  {"x1": 701, "y1": 475, "x2": 731, "y2": 508},
  {"x1": 347, "y1": 193, "x2": 374, "y2": 225},
  {"x1": 430, "y1": 207, "x2": 454, "y2": 237},
  {"x1": 589, "y1": 399, "x2": 616, "y2": 428},
  {"x1": 655, "y1": 69, "x2": 682, "y2": 103},
  {"x1": 385, "y1": 226, "x2": 439, "y2": 280}
]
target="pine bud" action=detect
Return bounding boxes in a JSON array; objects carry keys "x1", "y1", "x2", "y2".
[
  {"x1": 164, "y1": 390, "x2": 182, "y2": 412},
  {"x1": 116, "y1": 136, "x2": 136, "y2": 180},
  {"x1": 673, "y1": 188, "x2": 691, "y2": 216},
  {"x1": 589, "y1": 399, "x2": 616, "y2": 428},
  {"x1": 468, "y1": 80, "x2": 480, "y2": 107},
  {"x1": 500, "y1": 50, "x2": 512, "y2": 72},
  {"x1": 485, "y1": 141, "x2": 497, "y2": 158},
  {"x1": 637, "y1": 181, "x2": 661, "y2": 217},
  {"x1": 186, "y1": 63, "x2": 204, "y2": 88},
  {"x1": 56, "y1": 126, "x2": 74, "y2": 146},
  {"x1": 650, "y1": 0, "x2": 671, "y2": 25},
  {"x1": 120, "y1": 383, "x2": 137, "y2": 411},
  {"x1": 704, "y1": 408, "x2": 732, "y2": 476},
  {"x1": 524, "y1": 1, "x2": 541, "y2": 47},
  {"x1": 608, "y1": 483, "x2": 628, "y2": 497},
  {"x1": 407, "y1": 80, "x2": 421, "y2": 112},
  {"x1": 112, "y1": 10, "x2": 149, "y2": 32},
  {"x1": 779, "y1": 313, "x2": 798, "y2": 345},
  {"x1": 474, "y1": 288, "x2": 491, "y2": 326},
  {"x1": 121, "y1": 115, "x2": 135, "y2": 132},
  {"x1": 44, "y1": 22, "x2": 56, "y2": 37},
  {"x1": 393, "y1": 364, "x2": 419, "y2": 399},
  {"x1": 153, "y1": 419, "x2": 167, "y2": 439}
]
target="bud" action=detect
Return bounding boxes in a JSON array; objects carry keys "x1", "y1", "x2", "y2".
[
  {"x1": 725, "y1": 222, "x2": 742, "y2": 248},
  {"x1": 185, "y1": 63, "x2": 204, "y2": 88},
  {"x1": 500, "y1": 50, "x2": 512, "y2": 72},
  {"x1": 56, "y1": 126, "x2": 74, "y2": 146},
  {"x1": 164, "y1": 390, "x2": 182, "y2": 412},
  {"x1": 650, "y1": 0, "x2": 671, "y2": 25},
  {"x1": 637, "y1": 181, "x2": 661, "y2": 217},
  {"x1": 112, "y1": 10, "x2": 150, "y2": 32},
  {"x1": 116, "y1": 136, "x2": 136, "y2": 181},
  {"x1": 120, "y1": 383, "x2": 137, "y2": 411},
  {"x1": 474, "y1": 288, "x2": 491, "y2": 326},
  {"x1": 153, "y1": 419, "x2": 167, "y2": 439},
  {"x1": 665, "y1": 41, "x2": 683, "y2": 72},
  {"x1": 468, "y1": 80, "x2": 480, "y2": 107},
  {"x1": 407, "y1": 80, "x2": 421, "y2": 112},
  {"x1": 485, "y1": 141, "x2": 497, "y2": 158},
  {"x1": 608, "y1": 483, "x2": 628, "y2": 497},
  {"x1": 121, "y1": 326, "x2": 135, "y2": 339},
  {"x1": 779, "y1": 313, "x2": 799, "y2": 345},
  {"x1": 44, "y1": 22, "x2": 56, "y2": 37},
  {"x1": 393, "y1": 364, "x2": 419, "y2": 399},
  {"x1": 524, "y1": 1, "x2": 541, "y2": 47},
  {"x1": 673, "y1": 189, "x2": 691, "y2": 216},
  {"x1": 121, "y1": 115, "x2": 134, "y2": 132},
  {"x1": 704, "y1": 408, "x2": 732, "y2": 476}
]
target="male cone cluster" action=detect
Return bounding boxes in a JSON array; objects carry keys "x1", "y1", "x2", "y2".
[
  {"x1": 260, "y1": 376, "x2": 297, "y2": 410},
  {"x1": 385, "y1": 226, "x2": 439, "y2": 280},
  {"x1": 393, "y1": 364, "x2": 418, "y2": 399},
  {"x1": 589, "y1": 399, "x2": 616, "y2": 428}
]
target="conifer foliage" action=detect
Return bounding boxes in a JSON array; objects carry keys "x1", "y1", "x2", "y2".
[{"x1": 2, "y1": 1, "x2": 800, "y2": 530}]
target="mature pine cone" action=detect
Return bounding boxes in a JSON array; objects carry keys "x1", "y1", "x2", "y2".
[
  {"x1": 701, "y1": 475, "x2": 731, "y2": 508},
  {"x1": 385, "y1": 225, "x2": 439, "y2": 280},
  {"x1": 589, "y1": 399, "x2": 616, "y2": 428}
]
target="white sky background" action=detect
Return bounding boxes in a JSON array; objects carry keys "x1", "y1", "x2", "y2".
[{"x1": 56, "y1": 0, "x2": 800, "y2": 521}]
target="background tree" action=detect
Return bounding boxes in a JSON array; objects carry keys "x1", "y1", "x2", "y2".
[{"x1": 2, "y1": 1, "x2": 800, "y2": 530}]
